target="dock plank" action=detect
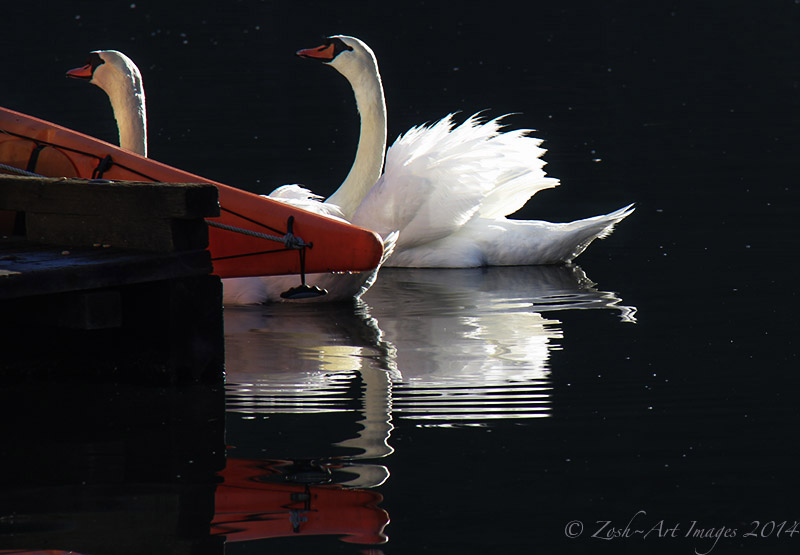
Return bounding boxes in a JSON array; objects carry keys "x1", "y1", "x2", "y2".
[
  {"x1": 0, "y1": 175, "x2": 219, "y2": 219},
  {"x1": 25, "y1": 212, "x2": 210, "y2": 251},
  {"x1": 0, "y1": 175, "x2": 219, "y2": 251},
  {"x1": 0, "y1": 238, "x2": 212, "y2": 300}
]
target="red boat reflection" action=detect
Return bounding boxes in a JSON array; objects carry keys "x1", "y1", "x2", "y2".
[{"x1": 212, "y1": 458, "x2": 389, "y2": 545}]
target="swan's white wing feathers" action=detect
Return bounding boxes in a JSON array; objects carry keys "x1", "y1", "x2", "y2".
[
  {"x1": 266, "y1": 184, "x2": 346, "y2": 221},
  {"x1": 353, "y1": 162, "x2": 486, "y2": 250},
  {"x1": 352, "y1": 114, "x2": 558, "y2": 247},
  {"x1": 476, "y1": 129, "x2": 560, "y2": 218},
  {"x1": 269, "y1": 183, "x2": 325, "y2": 202}
]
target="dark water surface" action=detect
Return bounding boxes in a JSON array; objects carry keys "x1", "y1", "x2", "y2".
[{"x1": 2, "y1": 1, "x2": 799, "y2": 553}]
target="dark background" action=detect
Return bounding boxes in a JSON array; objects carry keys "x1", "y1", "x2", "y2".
[
  {"x1": 5, "y1": 0, "x2": 797, "y2": 220},
  {"x1": 3, "y1": 1, "x2": 800, "y2": 553}
]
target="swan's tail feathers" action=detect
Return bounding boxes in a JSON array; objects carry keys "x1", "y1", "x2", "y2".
[
  {"x1": 561, "y1": 203, "x2": 635, "y2": 262},
  {"x1": 591, "y1": 203, "x2": 636, "y2": 239}
]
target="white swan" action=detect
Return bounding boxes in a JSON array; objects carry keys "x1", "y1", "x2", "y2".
[
  {"x1": 67, "y1": 49, "x2": 396, "y2": 304},
  {"x1": 297, "y1": 36, "x2": 633, "y2": 267},
  {"x1": 66, "y1": 50, "x2": 147, "y2": 157}
]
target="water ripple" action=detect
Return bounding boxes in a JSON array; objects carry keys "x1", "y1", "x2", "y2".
[{"x1": 224, "y1": 265, "x2": 634, "y2": 439}]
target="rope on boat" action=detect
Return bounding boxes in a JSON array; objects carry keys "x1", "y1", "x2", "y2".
[
  {"x1": 205, "y1": 218, "x2": 310, "y2": 250},
  {"x1": 1, "y1": 126, "x2": 159, "y2": 181},
  {"x1": 0, "y1": 159, "x2": 308, "y2": 252},
  {"x1": 0, "y1": 130, "x2": 312, "y2": 254},
  {"x1": 0, "y1": 162, "x2": 42, "y2": 177}
]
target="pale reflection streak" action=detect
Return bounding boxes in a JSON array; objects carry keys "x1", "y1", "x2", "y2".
[
  {"x1": 362, "y1": 265, "x2": 632, "y2": 423},
  {"x1": 224, "y1": 265, "x2": 635, "y2": 458}
]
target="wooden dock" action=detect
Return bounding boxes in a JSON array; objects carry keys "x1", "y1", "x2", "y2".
[{"x1": 0, "y1": 174, "x2": 224, "y2": 382}]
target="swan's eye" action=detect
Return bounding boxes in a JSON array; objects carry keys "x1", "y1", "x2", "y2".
[
  {"x1": 328, "y1": 37, "x2": 354, "y2": 57},
  {"x1": 88, "y1": 52, "x2": 106, "y2": 72}
]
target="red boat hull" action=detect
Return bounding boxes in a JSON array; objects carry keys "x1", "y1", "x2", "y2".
[{"x1": 0, "y1": 106, "x2": 383, "y2": 278}]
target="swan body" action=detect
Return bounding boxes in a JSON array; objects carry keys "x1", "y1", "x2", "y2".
[
  {"x1": 384, "y1": 205, "x2": 633, "y2": 267},
  {"x1": 68, "y1": 50, "x2": 394, "y2": 304},
  {"x1": 298, "y1": 36, "x2": 633, "y2": 267}
]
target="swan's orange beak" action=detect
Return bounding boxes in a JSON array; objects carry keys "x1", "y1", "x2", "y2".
[
  {"x1": 296, "y1": 43, "x2": 336, "y2": 62},
  {"x1": 66, "y1": 64, "x2": 93, "y2": 80}
]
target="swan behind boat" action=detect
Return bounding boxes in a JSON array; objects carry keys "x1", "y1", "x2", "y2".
[
  {"x1": 299, "y1": 36, "x2": 634, "y2": 267},
  {"x1": 67, "y1": 49, "x2": 394, "y2": 305},
  {"x1": 222, "y1": 229, "x2": 398, "y2": 304},
  {"x1": 66, "y1": 50, "x2": 147, "y2": 157}
]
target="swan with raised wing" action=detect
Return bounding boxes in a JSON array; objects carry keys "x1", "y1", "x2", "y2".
[
  {"x1": 66, "y1": 49, "x2": 396, "y2": 304},
  {"x1": 297, "y1": 35, "x2": 633, "y2": 267}
]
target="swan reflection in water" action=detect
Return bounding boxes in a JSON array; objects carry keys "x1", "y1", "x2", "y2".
[{"x1": 224, "y1": 265, "x2": 635, "y2": 473}]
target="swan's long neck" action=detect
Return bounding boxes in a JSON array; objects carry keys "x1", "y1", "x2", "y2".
[
  {"x1": 325, "y1": 66, "x2": 387, "y2": 220},
  {"x1": 104, "y1": 73, "x2": 147, "y2": 157}
]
